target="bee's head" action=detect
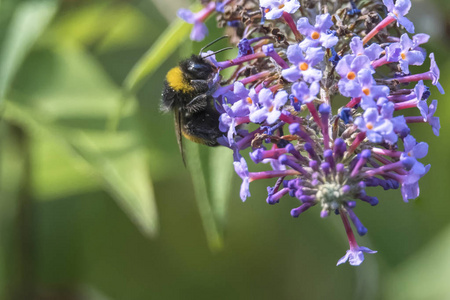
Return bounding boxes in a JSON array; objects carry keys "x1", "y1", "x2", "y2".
[{"x1": 179, "y1": 55, "x2": 215, "y2": 81}]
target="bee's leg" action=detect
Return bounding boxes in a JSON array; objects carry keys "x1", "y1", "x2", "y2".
[{"x1": 186, "y1": 94, "x2": 208, "y2": 113}]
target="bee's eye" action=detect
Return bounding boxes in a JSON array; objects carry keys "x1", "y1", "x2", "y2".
[
  {"x1": 189, "y1": 63, "x2": 209, "y2": 72},
  {"x1": 187, "y1": 62, "x2": 211, "y2": 79}
]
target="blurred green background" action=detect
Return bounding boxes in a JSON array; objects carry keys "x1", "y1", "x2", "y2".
[{"x1": 0, "y1": 0, "x2": 449, "y2": 299}]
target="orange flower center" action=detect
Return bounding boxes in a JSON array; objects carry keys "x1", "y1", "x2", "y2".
[
  {"x1": 246, "y1": 97, "x2": 253, "y2": 104},
  {"x1": 401, "y1": 52, "x2": 406, "y2": 60},
  {"x1": 299, "y1": 62, "x2": 309, "y2": 71},
  {"x1": 269, "y1": 105, "x2": 274, "y2": 112},
  {"x1": 347, "y1": 71, "x2": 356, "y2": 80},
  {"x1": 366, "y1": 122, "x2": 374, "y2": 130},
  {"x1": 311, "y1": 31, "x2": 320, "y2": 40},
  {"x1": 293, "y1": 97, "x2": 299, "y2": 103},
  {"x1": 362, "y1": 87, "x2": 370, "y2": 96},
  {"x1": 264, "y1": 8, "x2": 270, "y2": 13},
  {"x1": 278, "y1": 4, "x2": 285, "y2": 9}
]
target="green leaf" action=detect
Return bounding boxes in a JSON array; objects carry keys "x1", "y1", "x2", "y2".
[
  {"x1": 40, "y1": 2, "x2": 154, "y2": 52},
  {"x1": 6, "y1": 46, "x2": 159, "y2": 237},
  {"x1": 72, "y1": 131, "x2": 159, "y2": 238},
  {"x1": 185, "y1": 141, "x2": 224, "y2": 250},
  {"x1": 0, "y1": 0, "x2": 58, "y2": 102},
  {"x1": 122, "y1": 18, "x2": 192, "y2": 93},
  {"x1": 5, "y1": 98, "x2": 159, "y2": 237},
  {"x1": 208, "y1": 146, "x2": 234, "y2": 229},
  {"x1": 108, "y1": 15, "x2": 194, "y2": 131},
  {"x1": 384, "y1": 224, "x2": 450, "y2": 300}
]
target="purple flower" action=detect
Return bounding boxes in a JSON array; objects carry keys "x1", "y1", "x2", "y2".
[
  {"x1": 260, "y1": 0, "x2": 300, "y2": 20},
  {"x1": 234, "y1": 156, "x2": 251, "y2": 201},
  {"x1": 412, "y1": 81, "x2": 429, "y2": 120},
  {"x1": 231, "y1": 82, "x2": 259, "y2": 115},
  {"x1": 337, "y1": 246, "x2": 377, "y2": 266},
  {"x1": 262, "y1": 43, "x2": 290, "y2": 69},
  {"x1": 401, "y1": 135, "x2": 428, "y2": 164},
  {"x1": 386, "y1": 33, "x2": 425, "y2": 73},
  {"x1": 412, "y1": 33, "x2": 430, "y2": 49},
  {"x1": 329, "y1": 46, "x2": 341, "y2": 65},
  {"x1": 347, "y1": 0, "x2": 361, "y2": 16},
  {"x1": 354, "y1": 108, "x2": 394, "y2": 144},
  {"x1": 282, "y1": 44, "x2": 324, "y2": 83},
  {"x1": 350, "y1": 37, "x2": 383, "y2": 61},
  {"x1": 429, "y1": 53, "x2": 445, "y2": 94},
  {"x1": 380, "y1": 102, "x2": 409, "y2": 140},
  {"x1": 237, "y1": 38, "x2": 254, "y2": 57},
  {"x1": 219, "y1": 105, "x2": 240, "y2": 146},
  {"x1": 297, "y1": 14, "x2": 338, "y2": 49},
  {"x1": 357, "y1": 69, "x2": 390, "y2": 109},
  {"x1": 190, "y1": 0, "x2": 443, "y2": 268},
  {"x1": 383, "y1": 0, "x2": 414, "y2": 33},
  {"x1": 291, "y1": 81, "x2": 320, "y2": 104},
  {"x1": 219, "y1": 82, "x2": 259, "y2": 144},
  {"x1": 178, "y1": 7, "x2": 210, "y2": 41},
  {"x1": 426, "y1": 100, "x2": 440, "y2": 136},
  {"x1": 411, "y1": 33, "x2": 430, "y2": 58},
  {"x1": 249, "y1": 89, "x2": 288, "y2": 124},
  {"x1": 399, "y1": 161, "x2": 430, "y2": 202},
  {"x1": 336, "y1": 54, "x2": 373, "y2": 97}
]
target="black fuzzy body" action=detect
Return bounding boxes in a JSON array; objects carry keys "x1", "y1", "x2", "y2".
[{"x1": 161, "y1": 55, "x2": 223, "y2": 148}]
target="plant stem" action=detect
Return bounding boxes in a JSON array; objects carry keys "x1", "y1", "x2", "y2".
[{"x1": 12, "y1": 125, "x2": 35, "y2": 300}]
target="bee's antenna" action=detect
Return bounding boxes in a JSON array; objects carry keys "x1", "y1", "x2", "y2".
[
  {"x1": 199, "y1": 35, "x2": 229, "y2": 54},
  {"x1": 202, "y1": 47, "x2": 233, "y2": 58}
]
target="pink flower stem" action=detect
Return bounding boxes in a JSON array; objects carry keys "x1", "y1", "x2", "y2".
[
  {"x1": 388, "y1": 71, "x2": 433, "y2": 84},
  {"x1": 405, "y1": 116, "x2": 425, "y2": 123},
  {"x1": 235, "y1": 116, "x2": 250, "y2": 126},
  {"x1": 240, "y1": 70, "x2": 271, "y2": 85},
  {"x1": 387, "y1": 93, "x2": 415, "y2": 102},
  {"x1": 371, "y1": 56, "x2": 390, "y2": 68},
  {"x1": 346, "y1": 97, "x2": 361, "y2": 108},
  {"x1": 261, "y1": 148, "x2": 288, "y2": 160},
  {"x1": 306, "y1": 102, "x2": 323, "y2": 130},
  {"x1": 255, "y1": 79, "x2": 273, "y2": 93},
  {"x1": 340, "y1": 209, "x2": 358, "y2": 249},
  {"x1": 321, "y1": 118, "x2": 330, "y2": 150},
  {"x1": 371, "y1": 153, "x2": 406, "y2": 175},
  {"x1": 249, "y1": 170, "x2": 300, "y2": 182},
  {"x1": 197, "y1": 2, "x2": 216, "y2": 22},
  {"x1": 236, "y1": 128, "x2": 264, "y2": 150},
  {"x1": 351, "y1": 154, "x2": 370, "y2": 177},
  {"x1": 266, "y1": 51, "x2": 289, "y2": 69},
  {"x1": 394, "y1": 99, "x2": 419, "y2": 110},
  {"x1": 364, "y1": 160, "x2": 406, "y2": 177},
  {"x1": 217, "y1": 51, "x2": 266, "y2": 69},
  {"x1": 362, "y1": 15, "x2": 396, "y2": 45},
  {"x1": 372, "y1": 148, "x2": 402, "y2": 158},
  {"x1": 214, "y1": 71, "x2": 271, "y2": 95},
  {"x1": 347, "y1": 131, "x2": 366, "y2": 155},
  {"x1": 282, "y1": 11, "x2": 302, "y2": 41},
  {"x1": 279, "y1": 113, "x2": 303, "y2": 124}
]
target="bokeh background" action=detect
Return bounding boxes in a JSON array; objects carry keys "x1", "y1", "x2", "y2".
[{"x1": 1, "y1": 0, "x2": 450, "y2": 299}]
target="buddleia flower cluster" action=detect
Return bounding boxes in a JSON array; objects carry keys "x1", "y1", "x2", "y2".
[{"x1": 177, "y1": 0, "x2": 443, "y2": 266}]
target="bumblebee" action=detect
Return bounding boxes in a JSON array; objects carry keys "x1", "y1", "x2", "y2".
[{"x1": 161, "y1": 37, "x2": 231, "y2": 163}]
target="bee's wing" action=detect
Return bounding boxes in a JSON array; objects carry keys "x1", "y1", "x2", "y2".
[{"x1": 174, "y1": 108, "x2": 186, "y2": 166}]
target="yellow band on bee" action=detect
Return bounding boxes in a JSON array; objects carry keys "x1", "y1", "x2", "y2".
[
  {"x1": 166, "y1": 67, "x2": 194, "y2": 92},
  {"x1": 182, "y1": 131, "x2": 207, "y2": 144}
]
